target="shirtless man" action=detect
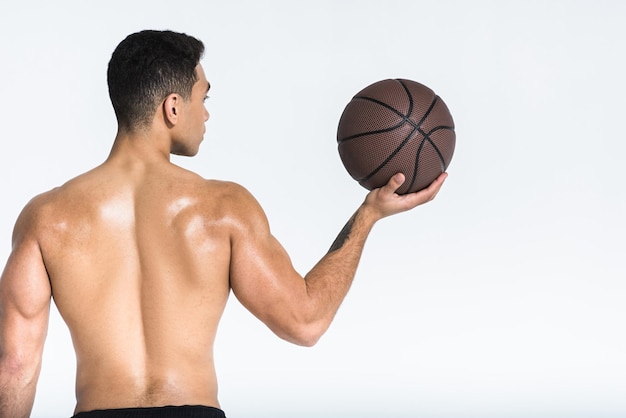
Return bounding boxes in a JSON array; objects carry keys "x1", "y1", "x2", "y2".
[{"x1": 0, "y1": 30, "x2": 447, "y2": 418}]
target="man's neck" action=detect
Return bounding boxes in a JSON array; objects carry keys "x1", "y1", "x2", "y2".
[{"x1": 108, "y1": 127, "x2": 172, "y2": 165}]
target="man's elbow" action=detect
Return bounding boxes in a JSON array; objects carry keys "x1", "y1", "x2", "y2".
[
  {"x1": 0, "y1": 350, "x2": 41, "y2": 384},
  {"x1": 275, "y1": 319, "x2": 329, "y2": 347},
  {"x1": 0, "y1": 352, "x2": 26, "y2": 375},
  {"x1": 291, "y1": 327, "x2": 323, "y2": 347}
]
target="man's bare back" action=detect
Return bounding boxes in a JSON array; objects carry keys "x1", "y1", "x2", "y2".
[
  {"x1": 38, "y1": 150, "x2": 237, "y2": 412},
  {"x1": 0, "y1": 30, "x2": 446, "y2": 417}
]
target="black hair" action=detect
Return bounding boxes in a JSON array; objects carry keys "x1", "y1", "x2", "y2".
[{"x1": 107, "y1": 30, "x2": 205, "y2": 131}]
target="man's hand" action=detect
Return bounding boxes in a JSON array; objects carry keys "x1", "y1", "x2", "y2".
[{"x1": 363, "y1": 172, "x2": 448, "y2": 221}]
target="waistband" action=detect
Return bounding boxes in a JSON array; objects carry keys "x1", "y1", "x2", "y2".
[{"x1": 72, "y1": 405, "x2": 226, "y2": 418}]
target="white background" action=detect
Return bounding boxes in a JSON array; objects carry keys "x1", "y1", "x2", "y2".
[{"x1": 1, "y1": 1, "x2": 625, "y2": 417}]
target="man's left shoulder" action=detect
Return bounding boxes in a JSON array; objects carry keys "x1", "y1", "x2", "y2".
[{"x1": 11, "y1": 187, "x2": 64, "y2": 244}]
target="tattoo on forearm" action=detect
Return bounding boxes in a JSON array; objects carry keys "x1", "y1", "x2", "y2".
[{"x1": 328, "y1": 214, "x2": 356, "y2": 253}]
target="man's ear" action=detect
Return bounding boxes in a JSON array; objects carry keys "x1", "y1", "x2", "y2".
[{"x1": 163, "y1": 94, "x2": 181, "y2": 127}]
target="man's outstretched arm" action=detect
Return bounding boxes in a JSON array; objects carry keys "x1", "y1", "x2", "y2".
[
  {"x1": 229, "y1": 172, "x2": 447, "y2": 346},
  {"x1": 0, "y1": 201, "x2": 52, "y2": 418}
]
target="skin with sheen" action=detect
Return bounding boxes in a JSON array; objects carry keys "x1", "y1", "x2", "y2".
[{"x1": 0, "y1": 32, "x2": 447, "y2": 417}]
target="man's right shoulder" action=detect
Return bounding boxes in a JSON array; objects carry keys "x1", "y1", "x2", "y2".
[
  {"x1": 199, "y1": 179, "x2": 256, "y2": 202},
  {"x1": 197, "y1": 179, "x2": 267, "y2": 224}
]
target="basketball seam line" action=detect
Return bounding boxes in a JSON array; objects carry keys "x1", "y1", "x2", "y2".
[
  {"x1": 337, "y1": 97, "x2": 407, "y2": 143},
  {"x1": 358, "y1": 125, "x2": 420, "y2": 186},
  {"x1": 359, "y1": 92, "x2": 440, "y2": 191},
  {"x1": 419, "y1": 125, "x2": 454, "y2": 167},
  {"x1": 340, "y1": 80, "x2": 416, "y2": 143},
  {"x1": 398, "y1": 87, "x2": 453, "y2": 192},
  {"x1": 411, "y1": 126, "x2": 453, "y2": 189},
  {"x1": 410, "y1": 132, "x2": 430, "y2": 189},
  {"x1": 355, "y1": 80, "x2": 416, "y2": 185}
]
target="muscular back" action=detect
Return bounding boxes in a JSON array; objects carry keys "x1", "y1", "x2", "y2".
[{"x1": 34, "y1": 158, "x2": 234, "y2": 412}]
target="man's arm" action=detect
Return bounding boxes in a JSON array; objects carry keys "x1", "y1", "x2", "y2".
[
  {"x1": 229, "y1": 172, "x2": 447, "y2": 346},
  {"x1": 0, "y1": 201, "x2": 52, "y2": 418}
]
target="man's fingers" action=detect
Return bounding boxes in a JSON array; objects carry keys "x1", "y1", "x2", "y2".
[
  {"x1": 426, "y1": 172, "x2": 448, "y2": 194},
  {"x1": 363, "y1": 172, "x2": 448, "y2": 220},
  {"x1": 415, "y1": 172, "x2": 448, "y2": 200},
  {"x1": 385, "y1": 172, "x2": 447, "y2": 197},
  {"x1": 400, "y1": 172, "x2": 448, "y2": 207},
  {"x1": 381, "y1": 173, "x2": 406, "y2": 195}
]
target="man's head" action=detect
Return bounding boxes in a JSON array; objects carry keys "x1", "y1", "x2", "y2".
[{"x1": 107, "y1": 30, "x2": 205, "y2": 133}]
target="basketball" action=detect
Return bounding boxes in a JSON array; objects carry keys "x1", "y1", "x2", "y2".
[{"x1": 337, "y1": 79, "x2": 455, "y2": 194}]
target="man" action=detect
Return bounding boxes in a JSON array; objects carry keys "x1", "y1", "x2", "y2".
[{"x1": 0, "y1": 30, "x2": 446, "y2": 417}]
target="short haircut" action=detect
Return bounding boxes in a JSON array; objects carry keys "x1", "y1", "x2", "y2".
[{"x1": 107, "y1": 30, "x2": 205, "y2": 131}]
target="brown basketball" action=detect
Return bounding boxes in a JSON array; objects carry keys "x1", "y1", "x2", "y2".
[{"x1": 337, "y1": 79, "x2": 455, "y2": 194}]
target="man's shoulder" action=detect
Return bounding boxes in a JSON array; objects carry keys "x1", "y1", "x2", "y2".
[
  {"x1": 20, "y1": 185, "x2": 67, "y2": 216},
  {"x1": 193, "y1": 178, "x2": 266, "y2": 222},
  {"x1": 198, "y1": 178, "x2": 252, "y2": 198},
  {"x1": 12, "y1": 166, "x2": 99, "y2": 235},
  {"x1": 21, "y1": 174, "x2": 88, "y2": 214},
  {"x1": 11, "y1": 186, "x2": 65, "y2": 244}
]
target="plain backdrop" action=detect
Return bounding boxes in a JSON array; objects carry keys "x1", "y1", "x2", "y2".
[{"x1": 1, "y1": 1, "x2": 625, "y2": 417}]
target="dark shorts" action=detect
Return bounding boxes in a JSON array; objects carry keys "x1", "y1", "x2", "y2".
[{"x1": 71, "y1": 405, "x2": 226, "y2": 418}]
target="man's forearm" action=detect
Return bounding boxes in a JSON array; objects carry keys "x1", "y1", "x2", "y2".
[
  {"x1": 302, "y1": 204, "x2": 378, "y2": 333},
  {"x1": 0, "y1": 357, "x2": 39, "y2": 418},
  {"x1": 247, "y1": 173, "x2": 446, "y2": 346},
  {"x1": 327, "y1": 211, "x2": 359, "y2": 254}
]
